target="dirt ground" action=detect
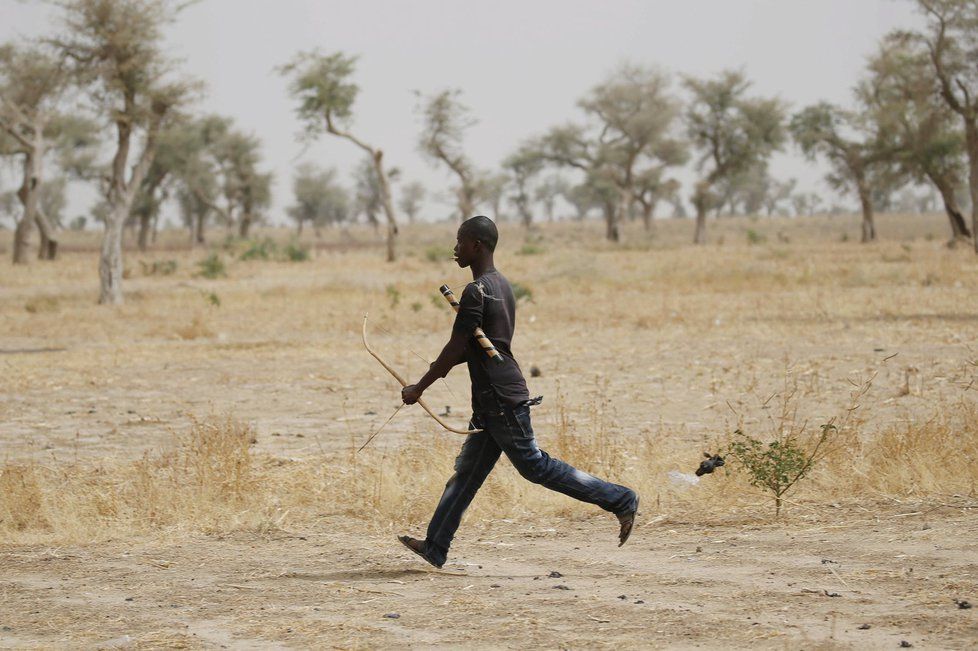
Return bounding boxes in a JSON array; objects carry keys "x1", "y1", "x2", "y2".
[
  {"x1": 2, "y1": 505, "x2": 976, "y2": 649},
  {"x1": 2, "y1": 214, "x2": 977, "y2": 648}
]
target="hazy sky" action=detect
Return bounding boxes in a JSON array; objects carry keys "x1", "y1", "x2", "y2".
[{"x1": 1, "y1": 0, "x2": 925, "y2": 224}]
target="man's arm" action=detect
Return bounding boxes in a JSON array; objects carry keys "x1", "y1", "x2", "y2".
[{"x1": 402, "y1": 330, "x2": 468, "y2": 404}]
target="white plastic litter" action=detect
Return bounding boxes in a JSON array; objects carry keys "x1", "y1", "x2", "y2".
[{"x1": 668, "y1": 470, "x2": 701, "y2": 486}]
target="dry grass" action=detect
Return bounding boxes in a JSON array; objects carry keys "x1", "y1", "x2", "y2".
[
  {"x1": 3, "y1": 385, "x2": 975, "y2": 545},
  {"x1": 2, "y1": 212, "x2": 978, "y2": 545}
]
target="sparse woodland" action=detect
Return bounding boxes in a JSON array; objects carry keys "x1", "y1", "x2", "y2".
[{"x1": 1, "y1": 1, "x2": 977, "y2": 649}]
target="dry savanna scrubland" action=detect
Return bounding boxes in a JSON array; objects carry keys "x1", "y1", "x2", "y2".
[{"x1": 1, "y1": 213, "x2": 977, "y2": 649}]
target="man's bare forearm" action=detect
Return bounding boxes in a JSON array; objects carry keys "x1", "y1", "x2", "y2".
[{"x1": 414, "y1": 332, "x2": 467, "y2": 393}]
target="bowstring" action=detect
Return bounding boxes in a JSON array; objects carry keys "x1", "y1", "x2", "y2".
[
  {"x1": 373, "y1": 322, "x2": 460, "y2": 402},
  {"x1": 357, "y1": 402, "x2": 403, "y2": 453}
]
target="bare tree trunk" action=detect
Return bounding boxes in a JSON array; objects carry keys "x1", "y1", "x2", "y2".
[
  {"x1": 195, "y1": 211, "x2": 206, "y2": 245},
  {"x1": 137, "y1": 208, "x2": 152, "y2": 251},
  {"x1": 151, "y1": 211, "x2": 159, "y2": 244},
  {"x1": 966, "y1": 122, "x2": 978, "y2": 254},
  {"x1": 693, "y1": 206, "x2": 707, "y2": 244},
  {"x1": 373, "y1": 150, "x2": 398, "y2": 263},
  {"x1": 603, "y1": 200, "x2": 619, "y2": 242},
  {"x1": 13, "y1": 211, "x2": 33, "y2": 264},
  {"x1": 13, "y1": 154, "x2": 38, "y2": 264},
  {"x1": 930, "y1": 172, "x2": 971, "y2": 243},
  {"x1": 99, "y1": 207, "x2": 126, "y2": 305},
  {"x1": 857, "y1": 179, "x2": 876, "y2": 243},
  {"x1": 35, "y1": 210, "x2": 58, "y2": 260},
  {"x1": 641, "y1": 202, "x2": 655, "y2": 232}
]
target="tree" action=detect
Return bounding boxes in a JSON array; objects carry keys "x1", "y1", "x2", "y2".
[
  {"x1": 54, "y1": 0, "x2": 196, "y2": 304},
  {"x1": 563, "y1": 180, "x2": 603, "y2": 221},
  {"x1": 632, "y1": 168, "x2": 679, "y2": 230},
  {"x1": 288, "y1": 162, "x2": 349, "y2": 235},
  {"x1": 535, "y1": 64, "x2": 687, "y2": 241},
  {"x1": 131, "y1": 123, "x2": 200, "y2": 250},
  {"x1": 533, "y1": 174, "x2": 569, "y2": 222},
  {"x1": 502, "y1": 144, "x2": 543, "y2": 228},
  {"x1": 762, "y1": 177, "x2": 797, "y2": 217},
  {"x1": 789, "y1": 102, "x2": 894, "y2": 242},
  {"x1": 908, "y1": 0, "x2": 978, "y2": 252},
  {"x1": 0, "y1": 43, "x2": 74, "y2": 262},
  {"x1": 475, "y1": 171, "x2": 508, "y2": 221},
  {"x1": 352, "y1": 155, "x2": 399, "y2": 231},
  {"x1": 397, "y1": 181, "x2": 425, "y2": 223},
  {"x1": 869, "y1": 33, "x2": 972, "y2": 243},
  {"x1": 280, "y1": 51, "x2": 400, "y2": 261},
  {"x1": 417, "y1": 89, "x2": 479, "y2": 222},
  {"x1": 685, "y1": 70, "x2": 786, "y2": 244}
]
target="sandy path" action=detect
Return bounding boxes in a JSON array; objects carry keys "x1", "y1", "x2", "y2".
[{"x1": 2, "y1": 503, "x2": 975, "y2": 649}]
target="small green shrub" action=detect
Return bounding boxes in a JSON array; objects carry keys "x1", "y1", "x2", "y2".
[
  {"x1": 746, "y1": 229, "x2": 766, "y2": 245},
  {"x1": 410, "y1": 301, "x2": 423, "y2": 313},
  {"x1": 196, "y1": 253, "x2": 227, "y2": 279},
  {"x1": 726, "y1": 424, "x2": 835, "y2": 517},
  {"x1": 517, "y1": 243, "x2": 545, "y2": 256},
  {"x1": 511, "y1": 282, "x2": 533, "y2": 303},
  {"x1": 283, "y1": 242, "x2": 310, "y2": 262},
  {"x1": 239, "y1": 238, "x2": 277, "y2": 261},
  {"x1": 385, "y1": 284, "x2": 401, "y2": 308},
  {"x1": 425, "y1": 246, "x2": 452, "y2": 263}
]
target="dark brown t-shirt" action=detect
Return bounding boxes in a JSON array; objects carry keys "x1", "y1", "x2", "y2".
[{"x1": 452, "y1": 270, "x2": 530, "y2": 412}]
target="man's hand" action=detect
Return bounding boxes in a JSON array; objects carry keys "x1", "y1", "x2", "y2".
[{"x1": 402, "y1": 384, "x2": 423, "y2": 405}]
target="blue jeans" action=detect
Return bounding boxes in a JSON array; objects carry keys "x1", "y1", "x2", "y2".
[{"x1": 424, "y1": 398, "x2": 638, "y2": 566}]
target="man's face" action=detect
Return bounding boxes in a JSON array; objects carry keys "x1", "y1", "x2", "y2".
[{"x1": 453, "y1": 229, "x2": 478, "y2": 268}]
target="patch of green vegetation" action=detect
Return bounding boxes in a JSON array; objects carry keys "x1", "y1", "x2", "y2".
[
  {"x1": 283, "y1": 241, "x2": 310, "y2": 262},
  {"x1": 239, "y1": 238, "x2": 277, "y2": 261},
  {"x1": 385, "y1": 284, "x2": 401, "y2": 308},
  {"x1": 516, "y1": 243, "x2": 545, "y2": 256},
  {"x1": 511, "y1": 282, "x2": 533, "y2": 303},
  {"x1": 746, "y1": 229, "x2": 766, "y2": 245},
  {"x1": 196, "y1": 253, "x2": 227, "y2": 279},
  {"x1": 725, "y1": 424, "x2": 835, "y2": 517},
  {"x1": 140, "y1": 259, "x2": 177, "y2": 276},
  {"x1": 425, "y1": 246, "x2": 453, "y2": 263}
]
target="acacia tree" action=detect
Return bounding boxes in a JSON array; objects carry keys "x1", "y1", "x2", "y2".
[
  {"x1": 353, "y1": 155, "x2": 399, "y2": 231},
  {"x1": 417, "y1": 89, "x2": 479, "y2": 222},
  {"x1": 535, "y1": 65, "x2": 687, "y2": 241},
  {"x1": 790, "y1": 103, "x2": 894, "y2": 242},
  {"x1": 54, "y1": 0, "x2": 195, "y2": 304},
  {"x1": 397, "y1": 181, "x2": 425, "y2": 223},
  {"x1": 534, "y1": 174, "x2": 569, "y2": 222},
  {"x1": 904, "y1": 0, "x2": 978, "y2": 250},
  {"x1": 0, "y1": 44, "x2": 74, "y2": 262},
  {"x1": 288, "y1": 162, "x2": 349, "y2": 235},
  {"x1": 632, "y1": 168, "x2": 679, "y2": 230},
  {"x1": 475, "y1": 171, "x2": 508, "y2": 222},
  {"x1": 502, "y1": 144, "x2": 543, "y2": 228},
  {"x1": 865, "y1": 34, "x2": 971, "y2": 243},
  {"x1": 685, "y1": 70, "x2": 786, "y2": 244},
  {"x1": 762, "y1": 177, "x2": 797, "y2": 216},
  {"x1": 280, "y1": 51, "x2": 399, "y2": 261}
]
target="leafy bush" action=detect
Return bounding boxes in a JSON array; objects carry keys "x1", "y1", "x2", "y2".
[
  {"x1": 283, "y1": 241, "x2": 310, "y2": 262},
  {"x1": 517, "y1": 243, "x2": 545, "y2": 256},
  {"x1": 511, "y1": 282, "x2": 533, "y2": 303},
  {"x1": 425, "y1": 246, "x2": 453, "y2": 263},
  {"x1": 239, "y1": 238, "x2": 277, "y2": 261},
  {"x1": 196, "y1": 253, "x2": 227, "y2": 279},
  {"x1": 726, "y1": 423, "x2": 836, "y2": 517},
  {"x1": 746, "y1": 229, "x2": 766, "y2": 245}
]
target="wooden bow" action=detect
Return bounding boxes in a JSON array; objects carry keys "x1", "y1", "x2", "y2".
[{"x1": 362, "y1": 314, "x2": 478, "y2": 435}]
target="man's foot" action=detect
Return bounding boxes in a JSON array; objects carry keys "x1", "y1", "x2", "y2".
[
  {"x1": 397, "y1": 535, "x2": 443, "y2": 569},
  {"x1": 617, "y1": 496, "x2": 639, "y2": 547}
]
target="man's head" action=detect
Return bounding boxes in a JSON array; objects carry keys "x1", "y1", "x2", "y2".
[{"x1": 454, "y1": 215, "x2": 497, "y2": 267}]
